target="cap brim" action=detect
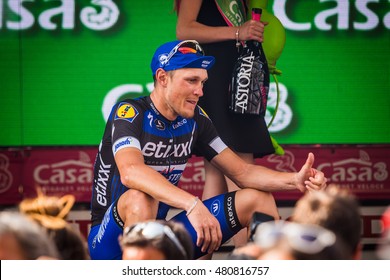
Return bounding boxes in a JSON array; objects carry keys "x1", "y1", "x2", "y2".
[{"x1": 162, "y1": 54, "x2": 215, "y2": 73}]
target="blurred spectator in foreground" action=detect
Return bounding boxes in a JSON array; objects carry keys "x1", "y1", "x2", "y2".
[
  {"x1": 227, "y1": 242, "x2": 262, "y2": 260},
  {"x1": 227, "y1": 211, "x2": 275, "y2": 260},
  {"x1": 120, "y1": 220, "x2": 193, "y2": 260},
  {"x1": 290, "y1": 185, "x2": 362, "y2": 259},
  {"x1": 19, "y1": 188, "x2": 90, "y2": 260},
  {"x1": 376, "y1": 206, "x2": 390, "y2": 259},
  {"x1": 0, "y1": 211, "x2": 59, "y2": 260},
  {"x1": 253, "y1": 221, "x2": 348, "y2": 260}
]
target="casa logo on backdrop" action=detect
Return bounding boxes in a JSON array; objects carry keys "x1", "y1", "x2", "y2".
[
  {"x1": 0, "y1": 0, "x2": 120, "y2": 31},
  {"x1": 1, "y1": 0, "x2": 389, "y2": 31}
]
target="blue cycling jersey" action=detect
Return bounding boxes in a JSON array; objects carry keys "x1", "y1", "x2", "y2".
[{"x1": 88, "y1": 96, "x2": 242, "y2": 259}]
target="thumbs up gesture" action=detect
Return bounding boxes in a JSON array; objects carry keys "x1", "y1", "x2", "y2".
[{"x1": 295, "y1": 153, "x2": 327, "y2": 192}]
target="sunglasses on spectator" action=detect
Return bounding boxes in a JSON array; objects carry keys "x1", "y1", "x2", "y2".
[
  {"x1": 254, "y1": 221, "x2": 336, "y2": 255},
  {"x1": 123, "y1": 221, "x2": 187, "y2": 259}
]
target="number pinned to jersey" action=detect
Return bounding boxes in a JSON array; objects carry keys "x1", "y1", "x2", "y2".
[{"x1": 115, "y1": 102, "x2": 139, "y2": 123}]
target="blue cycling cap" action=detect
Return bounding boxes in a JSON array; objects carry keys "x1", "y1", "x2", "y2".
[{"x1": 150, "y1": 40, "x2": 215, "y2": 75}]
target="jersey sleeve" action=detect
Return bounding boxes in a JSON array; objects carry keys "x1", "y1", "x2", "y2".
[
  {"x1": 110, "y1": 101, "x2": 143, "y2": 156},
  {"x1": 193, "y1": 106, "x2": 228, "y2": 161}
]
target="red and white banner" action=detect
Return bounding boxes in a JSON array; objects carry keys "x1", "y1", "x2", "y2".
[
  {"x1": 0, "y1": 145, "x2": 389, "y2": 205},
  {"x1": 0, "y1": 147, "x2": 98, "y2": 204},
  {"x1": 23, "y1": 147, "x2": 98, "y2": 202}
]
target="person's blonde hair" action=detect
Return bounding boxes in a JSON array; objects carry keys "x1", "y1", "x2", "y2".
[
  {"x1": 19, "y1": 188, "x2": 75, "y2": 229},
  {"x1": 19, "y1": 188, "x2": 90, "y2": 260}
]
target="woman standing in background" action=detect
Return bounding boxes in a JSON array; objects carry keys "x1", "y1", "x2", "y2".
[{"x1": 174, "y1": 0, "x2": 274, "y2": 255}]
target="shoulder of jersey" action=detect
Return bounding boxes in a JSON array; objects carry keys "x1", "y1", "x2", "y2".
[{"x1": 197, "y1": 105, "x2": 210, "y2": 119}]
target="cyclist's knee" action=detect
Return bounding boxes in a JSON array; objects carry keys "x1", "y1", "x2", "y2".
[{"x1": 118, "y1": 189, "x2": 157, "y2": 226}]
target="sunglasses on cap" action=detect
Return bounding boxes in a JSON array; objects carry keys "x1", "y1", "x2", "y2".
[
  {"x1": 160, "y1": 40, "x2": 205, "y2": 67},
  {"x1": 254, "y1": 221, "x2": 336, "y2": 255},
  {"x1": 123, "y1": 221, "x2": 188, "y2": 259}
]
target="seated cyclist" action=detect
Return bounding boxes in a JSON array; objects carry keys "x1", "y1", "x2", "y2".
[{"x1": 88, "y1": 40, "x2": 327, "y2": 259}]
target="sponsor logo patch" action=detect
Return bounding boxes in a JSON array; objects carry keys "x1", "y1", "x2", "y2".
[
  {"x1": 201, "y1": 60, "x2": 212, "y2": 68},
  {"x1": 210, "y1": 199, "x2": 221, "y2": 216},
  {"x1": 155, "y1": 119, "x2": 165, "y2": 130},
  {"x1": 224, "y1": 193, "x2": 239, "y2": 232},
  {"x1": 172, "y1": 118, "x2": 187, "y2": 129},
  {"x1": 115, "y1": 102, "x2": 139, "y2": 123},
  {"x1": 113, "y1": 137, "x2": 133, "y2": 154}
]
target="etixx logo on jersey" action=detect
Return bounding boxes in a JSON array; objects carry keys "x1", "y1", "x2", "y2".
[{"x1": 115, "y1": 102, "x2": 139, "y2": 123}]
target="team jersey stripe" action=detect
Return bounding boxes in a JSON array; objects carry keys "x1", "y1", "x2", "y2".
[{"x1": 209, "y1": 136, "x2": 228, "y2": 154}]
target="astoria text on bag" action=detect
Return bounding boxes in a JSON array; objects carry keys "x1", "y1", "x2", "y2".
[{"x1": 229, "y1": 8, "x2": 269, "y2": 116}]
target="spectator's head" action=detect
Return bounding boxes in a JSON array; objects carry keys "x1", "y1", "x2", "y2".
[
  {"x1": 19, "y1": 188, "x2": 75, "y2": 229},
  {"x1": 120, "y1": 220, "x2": 193, "y2": 260},
  {"x1": 253, "y1": 220, "x2": 348, "y2": 260},
  {"x1": 19, "y1": 189, "x2": 89, "y2": 260},
  {"x1": 0, "y1": 211, "x2": 59, "y2": 259},
  {"x1": 228, "y1": 242, "x2": 262, "y2": 260},
  {"x1": 291, "y1": 185, "x2": 362, "y2": 259}
]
